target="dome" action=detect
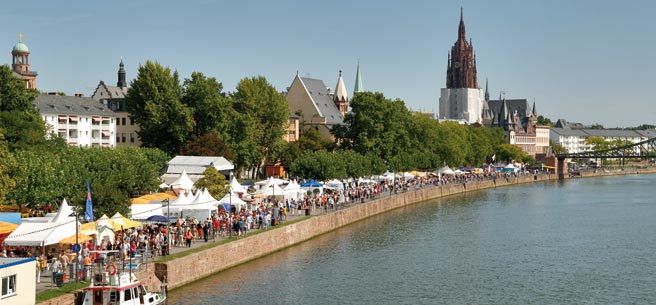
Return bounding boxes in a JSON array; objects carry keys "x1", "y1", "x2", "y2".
[{"x1": 12, "y1": 42, "x2": 29, "y2": 53}]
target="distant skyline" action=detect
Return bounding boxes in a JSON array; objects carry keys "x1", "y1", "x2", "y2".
[{"x1": 3, "y1": 0, "x2": 656, "y2": 128}]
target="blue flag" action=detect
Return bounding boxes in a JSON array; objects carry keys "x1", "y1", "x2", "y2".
[{"x1": 84, "y1": 179, "x2": 94, "y2": 222}]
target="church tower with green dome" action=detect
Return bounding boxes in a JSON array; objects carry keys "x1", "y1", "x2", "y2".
[{"x1": 11, "y1": 32, "x2": 38, "y2": 89}]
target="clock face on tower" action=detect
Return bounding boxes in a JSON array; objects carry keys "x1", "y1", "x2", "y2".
[{"x1": 454, "y1": 61, "x2": 461, "y2": 68}]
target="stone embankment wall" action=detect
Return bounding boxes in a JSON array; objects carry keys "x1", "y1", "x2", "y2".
[
  {"x1": 155, "y1": 173, "x2": 563, "y2": 290},
  {"x1": 38, "y1": 168, "x2": 656, "y2": 304}
]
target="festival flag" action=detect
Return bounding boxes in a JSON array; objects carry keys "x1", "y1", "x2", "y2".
[
  {"x1": 492, "y1": 154, "x2": 496, "y2": 162},
  {"x1": 84, "y1": 179, "x2": 94, "y2": 222}
]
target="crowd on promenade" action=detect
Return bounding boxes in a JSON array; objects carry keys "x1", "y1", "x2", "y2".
[{"x1": 3, "y1": 166, "x2": 557, "y2": 292}]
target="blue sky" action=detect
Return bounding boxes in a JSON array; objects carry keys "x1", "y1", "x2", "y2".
[{"x1": 3, "y1": 0, "x2": 655, "y2": 127}]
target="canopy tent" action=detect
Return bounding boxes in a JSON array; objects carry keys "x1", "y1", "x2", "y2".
[
  {"x1": 79, "y1": 222, "x2": 96, "y2": 235},
  {"x1": 256, "y1": 178, "x2": 286, "y2": 197},
  {"x1": 130, "y1": 204, "x2": 164, "y2": 220},
  {"x1": 95, "y1": 215, "x2": 115, "y2": 245},
  {"x1": 145, "y1": 215, "x2": 169, "y2": 223},
  {"x1": 376, "y1": 171, "x2": 395, "y2": 182},
  {"x1": 51, "y1": 198, "x2": 74, "y2": 223},
  {"x1": 182, "y1": 189, "x2": 218, "y2": 220},
  {"x1": 169, "y1": 169, "x2": 194, "y2": 191},
  {"x1": 409, "y1": 171, "x2": 428, "y2": 177},
  {"x1": 230, "y1": 176, "x2": 248, "y2": 194},
  {"x1": 4, "y1": 218, "x2": 79, "y2": 247},
  {"x1": 324, "y1": 179, "x2": 345, "y2": 191},
  {"x1": 218, "y1": 190, "x2": 247, "y2": 212},
  {"x1": 436, "y1": 166, "x2": 455, "y2": 175},
  {"x1": 283, "y1": 180, "x2": 305, "y2": 201},
  {"x1": 501, "y1": 164, "x2": 518, "y2": 173},
  {"x1": 166, "y1": 191, "x2": 195, "y2": 219},
  {"x1": 0, "y1": 221, "x2": 19, "y2": 246},
  {"x1": 131, "y1": 192, "x2": 177, "y2": 205},
  {"x1": 58, "y1": 233, "x2": 93, "y2": 245},
  {"x1": 255, "y1": 177, "x2": 288, "y2": 186},
  {"x1": 110, "y1": 213, "x2": 142, "y2": 229}
]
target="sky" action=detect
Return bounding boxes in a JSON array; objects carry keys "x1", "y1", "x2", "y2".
[{"x1": 2, "y1": 0, "x2": 656, "y2": 128}]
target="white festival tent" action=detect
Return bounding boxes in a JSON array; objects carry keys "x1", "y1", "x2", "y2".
[
  {"x1": 256, "y1": 177, "x2": 286, "y2": 197},
  {"x1": 218, "y1": 190, "x2": 247, "y2": 212},
  {"x1": 324, "y1": 179, "x2": 345, "y2": 191},
  {"x1": 166, "y1": 191, "x2": 195, "y2": 219},
  {"x1": 376, "y1": 171, "x2": 395, "y2": 182},
  {"x1": 283, "y1": 180, "x2": 305, "y2": 201},
  {"x1": 4, "y1": 199, "x2": 79, "y2": 247},
  {"x1": 230, "y1": 176, "x2": 248, "y2": 194},
  {"x1": 436, "y1": 166, "x2": 455, "y2": 175},
  {"x1": 182, "y1": 189, "x2": 218, "y2": 220},
  {"x1": 169, "y1": 169, "x2": 194, "y2": 191},
  {"x1": 255, "y1": 177, "x2": 288, "y2": 186},
  {"x1": 94, "y1": 214, "x2": 116, "y2": 245},
  {"x1": 130, "y1": 204, "x2": 164, "y2": 220}
]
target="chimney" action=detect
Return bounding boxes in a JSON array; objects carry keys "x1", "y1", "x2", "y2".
[{"x1": 75, "y1": 93, "x2": 84, "y2": 97}]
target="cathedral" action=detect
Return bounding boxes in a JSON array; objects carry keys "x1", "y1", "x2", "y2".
[{"x1": 438, "y1": 9, "x2": 485, "y2": 124}]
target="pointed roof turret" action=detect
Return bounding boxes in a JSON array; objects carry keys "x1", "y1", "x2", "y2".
[
  {"x1": 354, "y1": 60, "x2": 363, "y2": 94},
  {"x1": 484, "y1": 78, "x2": 490, "y2": 101},
  {"x1": 117, "y1": 58, "x2": 127, "y2": 88},
  {"x1": 532, "y1": 100, "x2": 537, "y2": 116},
  {"x1": 334, "y1": 70, "x2": 348, "y2": 102}
]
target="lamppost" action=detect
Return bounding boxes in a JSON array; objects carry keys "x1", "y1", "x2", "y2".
[
  {"x1": 74, "y1": 208, "x2": 79, "y2": 282},
  {"x1": 164, "y1": 198, "x2": 170, "y2": 255}
]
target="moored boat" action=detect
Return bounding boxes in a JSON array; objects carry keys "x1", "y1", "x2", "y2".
[{"x1": 82, "y1": 251, "x2": 166, "y2": 305}]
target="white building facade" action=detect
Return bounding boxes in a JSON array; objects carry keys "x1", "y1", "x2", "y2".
[
  {"x1": 34, "y1": 94, "x2": 117, "y2": 147},
  {"x1": 0, "y1": 257, "x2": 36, "y2": 305}
]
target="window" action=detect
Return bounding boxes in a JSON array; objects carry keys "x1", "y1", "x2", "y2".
[
  {"x1": 1, "y1": 275, "x2": 16, "y2": 297},
  {"x1": 124, "y1": 288, "x2": 132, "y2": 301},
  {"x1": 122, "y1": 118, "x2": 126, "y2": 125},
  {"x1": 130, "y1": 133, "x2": 135, "y2": 143},
  {"x1": 130, "y1": 117, "x2": 134, "y2": 125}
]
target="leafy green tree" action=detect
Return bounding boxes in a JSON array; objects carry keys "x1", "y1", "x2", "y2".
[
  {"x1": 298, "y1": 127, "x2": 333, "y2": 152},
  {"x1": 125, "y1": 61, "x2": 194, "y2": 155},
  {"x1": 289, "y1": 150, "x2": 345, "y2": 181},
  {"x1": 180, "y1": 133, "x2": 235, "y2": 161},
  {"x1": 0, "y1": 65, "x2": 39, "y2": 113},
  {"x1": 232, "y1": 76, "x2": 289, "y2": 176},
  {"x1": 550, "y1": 141, "x2": 567, "y2": 154},
  {"x1": 181, "y1": 72, "x2": 235, "y2": 137},
  {"x1": 193, "y1": 167, "x2": 228, "y2": 199},
  {"x1": 585, "y1": 136, "x2": 610, "y2": 151},
  {"x1": 433, "y1": 121, "x2": 471, "y2": 167},
  {"x1": 495, "y1": 144, "x2": 533, "y2": 163},
  {"x1": 537, "y1": 115, "x2": 554, "y2": 127},
  {"x1": 334, "y1": 92, "x2": 415, "y2": 166},
  {"x1": 0, "y1": 131, "x2": 16, "y2": 203}
]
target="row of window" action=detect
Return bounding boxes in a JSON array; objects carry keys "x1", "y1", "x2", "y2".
[
  {"x1": 116, "y1": 117, "x2": 135, "y2": 126},
  {"x1": 116, "y1": 133, "x2": 136, "y2": 143}
]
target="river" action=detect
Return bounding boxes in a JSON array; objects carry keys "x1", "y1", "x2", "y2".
[{"x1": 168, "y1": 174, "x2": 656, "y2": 304}]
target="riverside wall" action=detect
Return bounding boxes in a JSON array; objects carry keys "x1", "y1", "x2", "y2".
[
  {"x1": 38, "y1": 168, "x2": 656, "y2": 304},
  {"x1": 154, "y1": 173, "x2": 565, "y2": 290}
]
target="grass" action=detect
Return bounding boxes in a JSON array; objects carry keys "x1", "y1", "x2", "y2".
[
  {"x1": 156, "y1": 216, "x2": 311, "y2": 263},
  {"x1": 36, "y1": 281, "x2": 89, "y2": 303}
]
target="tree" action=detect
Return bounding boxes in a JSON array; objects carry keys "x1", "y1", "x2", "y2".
[
  {"x1": 125, "y1": 61, "x2": 194, "y2": 155},
  {"x1": 495, "y1": 144, "x2": 533, "y2": 163},
  {"x1": 0, "y1": 131, "x2": 16, "y2": 203},
  {"x1": 0, "y1": 65, "x2": 39, "y2": 113},
  {"x1": 193, "y1": 167, "x2": 228, "y2": 199},
  {"x1": 232, "y1": 76, "x2": 289, "y2": 177},
  {"x1": 537, "y1": 115, "x2": 554, "y2": 127},
  {"x1": 180, "y1": 133, "x2": 235, "y2": 161},
  {"x1": 181, "y1": 72, "x2": 235, "y2": 138},
  {"x1": 334, "y1": 92, "x2": 415, "y2": 166},
  {"x1": 585, "y1": 136, "x2": 610, "y2": 151}
]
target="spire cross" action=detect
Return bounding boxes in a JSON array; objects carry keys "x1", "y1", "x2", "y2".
[{"x1": 18, "y1": 32, "x2": 23, "y2": 43}]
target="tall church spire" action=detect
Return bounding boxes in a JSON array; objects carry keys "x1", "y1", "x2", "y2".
[
  {"x1": 117, "y1": 58, "x2": 127, "y2": 88},
  {"x1": 446, "y1": 8, "x2": 477, "y2": 89},
  {"x1": 333, "y1": 70, "x2": 348, "y2": 116},
  {"x1": 484, "y1": 78, "x2": 490, "y2": 101},
  {"x1": 458, "y1": 7, "x2": 466, "y2": 41},
  {"x1": 354, "y1": 60, "x2": 363, "y2": 94}
]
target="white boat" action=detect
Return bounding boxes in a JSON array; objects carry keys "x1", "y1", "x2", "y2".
[{"x1": 82, "y1": 251, "x2": 166, "y2": 305}]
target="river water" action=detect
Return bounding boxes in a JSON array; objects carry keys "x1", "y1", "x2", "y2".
[{"x1": 168, "y1": 174, "x2": 656, "y2": 304}]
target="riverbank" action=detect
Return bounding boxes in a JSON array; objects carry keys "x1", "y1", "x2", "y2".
[{"x1": 39, "y1": 167, "x2": 656, "y2": 304}]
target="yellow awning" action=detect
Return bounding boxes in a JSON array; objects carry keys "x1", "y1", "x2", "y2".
[
  {"x1": 110, "y1": 213, "x2": 142, "y2": 229},
  {"x1": 131, "y1": 192, "x2": 177, "y2": 204},
  {"x1": 58, "y1": 233, "x2": 93, "y2": 245},
  {"x1": 0, "y1": 221, "x2": 18, "y2": 235}
]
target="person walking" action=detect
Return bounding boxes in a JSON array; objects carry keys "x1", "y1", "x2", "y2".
[{"x1": 184, "y1": 229, "x2": 193, "y2": 248}]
